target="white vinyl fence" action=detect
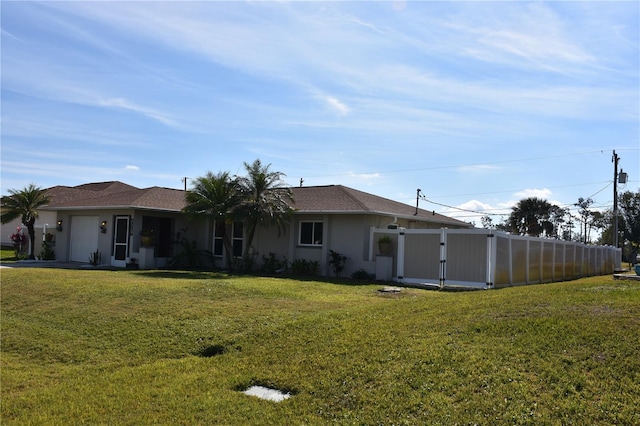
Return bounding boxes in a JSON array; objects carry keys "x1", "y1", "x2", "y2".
[{"x1": 369, "y1": 228, "x2": 621, "y2": 289}]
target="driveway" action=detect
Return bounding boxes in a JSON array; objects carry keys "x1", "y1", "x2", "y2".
[{"x1": 0, "y1": 260, "x2": 90, "y2": 269}]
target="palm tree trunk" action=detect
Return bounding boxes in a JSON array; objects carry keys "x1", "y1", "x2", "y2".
[
  {"x1": 26, "y1": 218, "x2": 36, "y2": 260},
  {"x1": 222, "y1": 222, "x2": 234, "y2": 271},
  {"x1": 241, "y1": 223, "x2": 257, "y2": 272}
]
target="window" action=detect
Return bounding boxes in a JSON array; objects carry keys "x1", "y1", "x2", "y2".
[
  {"x1": 213, "y1": 221, "x2": 243, "y2": 257},
  {"x1": 300, "y1": 221, "x2": 323, "y2": 246},
  {"x1": 213, "y1": 222, "x2": 225, "y2": 256},
  {"x1": 232, "y1": 222, "x2": 243, "y2": 257}
]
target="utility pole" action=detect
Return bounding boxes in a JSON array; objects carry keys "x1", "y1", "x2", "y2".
[
  {"x1": 182, "y1": 177, "x2": 189, "y2": 192},
  {"x1": 612, "y1": 151, "x2": 619, "y2": 248},
  {"x1": 414, "y1": 189, "x2": 421, "y2": 216}
]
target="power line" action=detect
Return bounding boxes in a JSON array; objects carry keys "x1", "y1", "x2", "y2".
[
  {"x1": 421, "y1": 196, "x2": 508, "y2": 217},
  {"x1": 586, "y1": 182, "x2": 612, "y2": 200},
  {"x1": 298, "y1": 149, "x2": 612, "y2": 179},
  {"x1": 426, "y1": 180, "x2": 611, "y2": 200}
]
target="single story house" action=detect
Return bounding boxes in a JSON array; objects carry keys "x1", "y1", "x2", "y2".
[{"x1": 4, "y1": 181, "x2": 472, "y2": 276}]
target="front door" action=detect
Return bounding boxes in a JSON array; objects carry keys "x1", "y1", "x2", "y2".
[{"x1": 112, "y1": 216, "x2": 130, "y2": 267}]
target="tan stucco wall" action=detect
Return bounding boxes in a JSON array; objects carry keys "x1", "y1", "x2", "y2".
[
  {"x1": 51, "y1": 209, "x2": 190, "y2": 266},
  {"x1": 184, "y1": 212, "x2": 469, "y2": 274}
]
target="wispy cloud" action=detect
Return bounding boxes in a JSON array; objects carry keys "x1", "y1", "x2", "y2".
[
  {"x1": 2, "y1": 1, "x2": 637, "y2": 213},
  {"x1": 98, "y1": 98, "x2": 179, "y2": 127},
  {"x1": 322, "y1": 95, "x2": 351, "y2": 116}
]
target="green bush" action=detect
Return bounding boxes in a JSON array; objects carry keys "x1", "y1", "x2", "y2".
[
  {"x1": 169, "y1": 238, "x2": 213, "y2": 270},
  {"x1": 88, "y1": 250, "x2": 101, "y2": 266},
  {"x1": 328, "y1": 249, "x2": 347, "y2": 277},
  {"x1": 290, "y1": 258, "x2": 319, "y2": 276},
  {"x1": 351, "y1": 268, "x2": 374, "y2": 280},
  {"x1": 38, "y1": 242, "x2": 55, "y2": 261},
  {"x1": 260, "y1": 252, "x2": 288, "y2": 274}
]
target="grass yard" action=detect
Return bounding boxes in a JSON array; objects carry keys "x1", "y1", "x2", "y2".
[
  {"x1": 2, "y1": 268, "x2": 639, "y2": 425},
  {"x1": 1, "y1": 247, "x2": 18, "y2": 262}
]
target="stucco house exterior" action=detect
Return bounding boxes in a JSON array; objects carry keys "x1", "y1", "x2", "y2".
[{"x1": 4, "y1": 181, "x2": 472, "y2": 276}]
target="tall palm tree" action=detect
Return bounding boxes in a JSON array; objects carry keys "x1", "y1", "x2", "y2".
[
  {"x1": 1, "y1": 184, "x2": 51, "y2": 259},
  {"x1": 507, "y1": 197, "x2": 554, "y2": 237},
  {"x1": 183, "y1": 171, "x2": 243, "y2": 270},
  {"x1": 237, "y1": 159, "x2": 294, "y2": 270}
]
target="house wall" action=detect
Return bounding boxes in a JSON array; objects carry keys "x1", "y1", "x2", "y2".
[
  {"x1": 206, "y1": 212, "x2": 471, "y2": 275},
  {"x1": 54, "y1": 209, "x2": 134, "y2": 264},
  {"x1": 249, "y1": 213, "x2": 413, "y2": 277},
  {"x1": 52, "y1": 209, "x2": 190, "y2": 266}
]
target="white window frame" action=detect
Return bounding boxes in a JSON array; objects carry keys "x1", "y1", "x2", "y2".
[
  {"x1": 299, "y1": 221, "x2": 323, "y2": 246},
  {"x1": 213, "y1": 221, "x2": 244, "y2": 257}
]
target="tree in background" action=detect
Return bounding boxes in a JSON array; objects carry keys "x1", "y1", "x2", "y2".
[
  {"x1": 480, "y1": 215, "x2": 495, "y2": 230},
  {"x1": 574, "y1": 197, "x2": 595, "y2": 243},
  {"x1": 506, "y1": 197, "x2": 557, "y2": 237},
  {"x1": 619, "y1": 190, "x2": 640, "y2": 264},
  {"x1": 237, "y1": 159, "x2": 294, "y2": 271},
  {"x1": 1, "y1": 184, "x2": 51, "y2": 259}
]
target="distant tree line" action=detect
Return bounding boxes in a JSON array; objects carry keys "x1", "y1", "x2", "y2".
[{"x1": 480, "y1": 190, "x2": 640, "y2": 263}]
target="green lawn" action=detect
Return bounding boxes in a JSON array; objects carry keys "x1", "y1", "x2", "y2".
[
  {"x1": 2, "y1": 269, "x2": 639, "y2": 425},
  {"x1": 1, "y1": 246, "x2": 18, "y2": 262}
]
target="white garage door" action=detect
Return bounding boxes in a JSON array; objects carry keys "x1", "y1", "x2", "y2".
[{"x1": 70, "y1": 216, "x2": 99, "y2": 263}]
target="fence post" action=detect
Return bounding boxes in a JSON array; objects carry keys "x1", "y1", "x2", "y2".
[
  {"x1": 525, "y1": 239, "x2": 530, "y2": 284},
  {"x1": 439, "y1": 229, "x2": 447, "y2": 289},
  {"x1": 396, "y1": 229, "x2": 405, "y2": 282},
  {"x1": 486, "y1": 232, "x2": 495, "y2": 289},
  {"x1": 508, "y1": 236, "x2": 513, "y2": 286}
]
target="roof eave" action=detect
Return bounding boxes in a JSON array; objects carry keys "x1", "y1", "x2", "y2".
[
  {"x1": 42, "y1": 205, "x2": 184, "y2": 212},
  {"x1": 294, "y1": 209, "x2": 471, "y2": 227}
]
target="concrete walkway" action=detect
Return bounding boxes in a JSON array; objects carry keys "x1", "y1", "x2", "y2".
[{"x1": 0, "y1": 260, "x2": 91, "y2": 269}]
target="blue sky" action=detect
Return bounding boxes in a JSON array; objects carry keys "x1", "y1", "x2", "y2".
[{"x1": 2, "y1": 1, "x2": 638, "y2": 226}]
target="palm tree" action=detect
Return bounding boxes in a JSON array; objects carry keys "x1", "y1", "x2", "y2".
[
  {"x1": 507, "y1": 197, "x2": 554, "y2": 237},
  {"x1": 182, "y1": 171, "x2": 243, "y2": 269},
  {"x1": 237, "y1": 159, "x2": 294, "y2": 270},
  {"x1": 1, "y1": 184, "x2": 51, "y2": 259}
]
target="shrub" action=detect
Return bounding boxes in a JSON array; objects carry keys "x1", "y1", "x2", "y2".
[
  {"x1": 260, "y1": 252, "x2": 288, "y2": 274},
  {"x1": 328, "y1": 249, "x2": 347, "y2": 277},
  {"x1": 88, "y1": 250, "x2": 101, "y2": 266},
  {"x1": 351, "y1": 268, "x2": 374, "y2": 280},
  {"x1": 9, "y1": 228, "x2": 27, "y2": 259},
  {"x1": 38, "y1": 242, "x2": 55, "y2": 261},
  {"x1": 290, "y1": 258, "x2": 319, "y2": 276},
  {"x1": 169, "y1": 238, "x2": 213, "y2": 270}
]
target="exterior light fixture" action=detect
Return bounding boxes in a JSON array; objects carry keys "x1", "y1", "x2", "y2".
[
  {"x1": 56, "y1": 220, "x2": 63, "y2": 232},
  {"x1": 100, "y1": 221, "x2": 108, "y2": 233}
]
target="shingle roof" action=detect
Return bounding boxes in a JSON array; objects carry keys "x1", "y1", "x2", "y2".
[
  {"x1": 290, "y1": 185, "x2": 471, "y2": 227},
  {"x1": 40, "y1": 181, "x2": 471, "y2": 227},
  {"x1": 43, "y1": 181, "x2": 186, "y2": 212}
]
